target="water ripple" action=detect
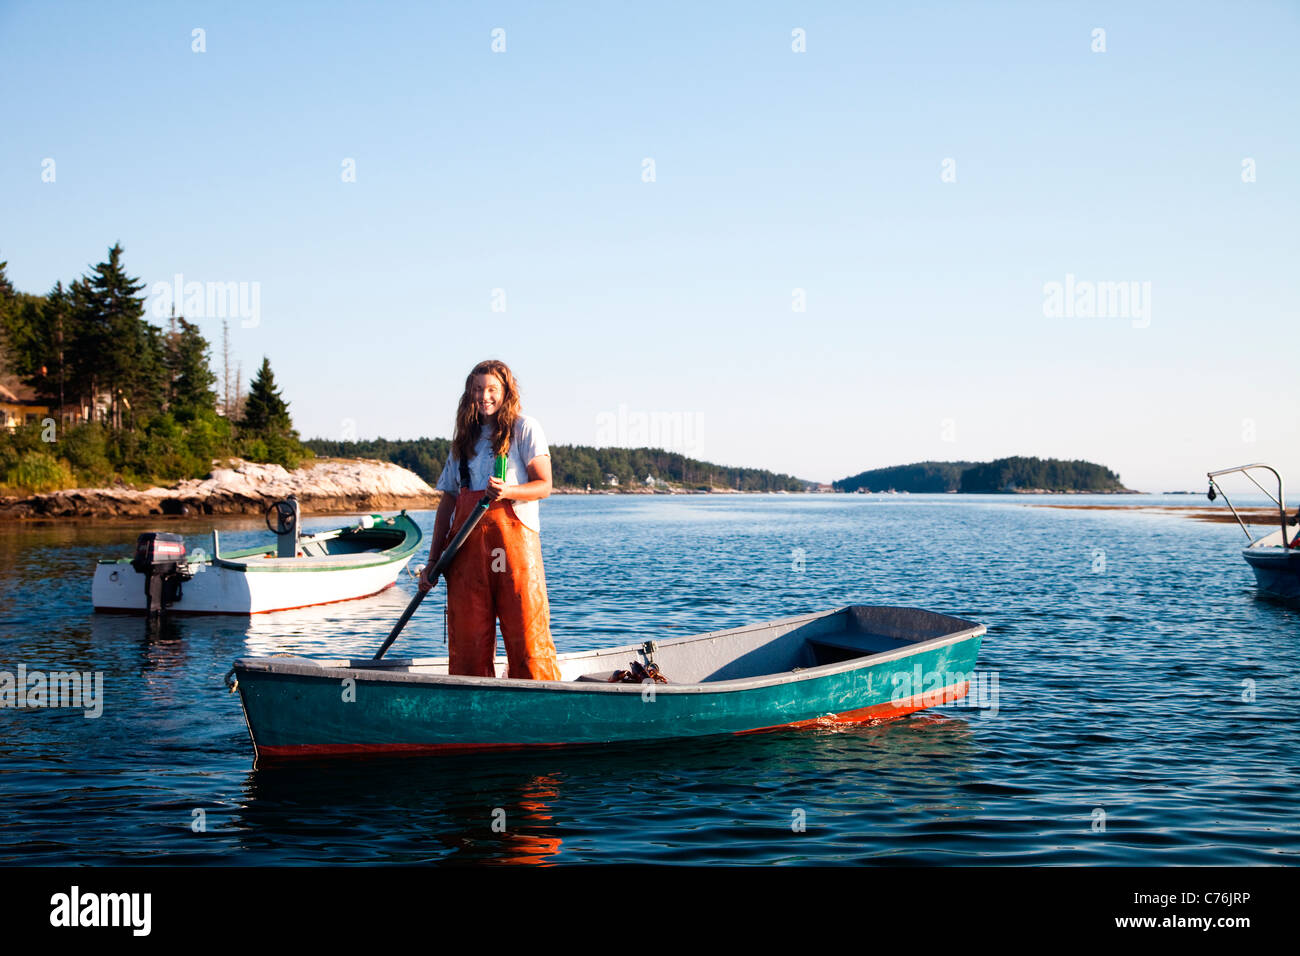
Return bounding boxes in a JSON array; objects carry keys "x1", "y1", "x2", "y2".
[{"x1": 1, "y1": 496, "x2": 1298, "y2": 863}]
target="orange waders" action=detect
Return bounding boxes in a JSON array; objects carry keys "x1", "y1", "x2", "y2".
[{"x1": 444, "y1": 489, "x2": 562, "y2": 681}]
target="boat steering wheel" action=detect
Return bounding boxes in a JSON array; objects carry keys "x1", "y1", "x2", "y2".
[{"x1": 266, "y1": 500, "x2": 297, "y2": 536}]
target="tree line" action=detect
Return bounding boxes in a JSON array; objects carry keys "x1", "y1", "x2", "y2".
[
  {"x1": 0, "y1": 245, "x2": 307, "y2": 493},
  {"x1": 549, "y1": 444, "x2": 805, "y2": 491},
  {"x1": 303, "y1": 437, "x2": 808, "y2": 492}
]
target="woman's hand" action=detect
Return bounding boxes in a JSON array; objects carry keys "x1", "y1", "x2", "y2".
[
  {"x1": 493, "y1": 456, "x2": 551, "y2": 503},
  {"x1": 485, "y1": 476, "x2": 510, "y2": 502},
  {"x1": 418, "y1": 553, "x2": 442, "y2": 592}
]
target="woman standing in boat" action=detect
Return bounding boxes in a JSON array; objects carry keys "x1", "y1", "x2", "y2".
[{"x1": 419, "y1": 359, "x2": 562, "y2": 681}]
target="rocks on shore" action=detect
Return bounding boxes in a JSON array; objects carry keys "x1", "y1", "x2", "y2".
[{"x1": 0, "y1": 458, "x2": 442, "y2": 520}]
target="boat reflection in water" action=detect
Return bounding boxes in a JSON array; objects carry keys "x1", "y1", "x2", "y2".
[
  {"x1": 234, "y1": 709, "x2": 982, "y2": 865},
  {"x1": 241, "y1": 758, "x2": 568, "y2": 864},
  {"x1": 490, "y1": 774, "x2": 563, "y2": 866}
]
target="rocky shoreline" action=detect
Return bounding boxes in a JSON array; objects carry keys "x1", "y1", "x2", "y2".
[
  {"x1": 0, "y1": 458, "x2": 442, "y2": 520},
  {"x1": 0, "y1": 461, "x2": 777, "y2": 520},
  {"x1": 1, "y1": 462, "x2": 1187, "y2": 520}
]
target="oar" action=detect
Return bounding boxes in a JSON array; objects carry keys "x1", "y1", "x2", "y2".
[{"x1": 373, "y1": 454, "x2": 508, "y2": 661}]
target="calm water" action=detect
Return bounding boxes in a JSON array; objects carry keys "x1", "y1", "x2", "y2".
[{"x1": 1, "y1": 494, "x2": 1297, "y2": 865}]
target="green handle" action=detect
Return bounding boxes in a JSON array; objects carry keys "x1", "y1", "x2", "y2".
[{"x1": 494, "y1": 454, "x2": 509, "y2": 483}]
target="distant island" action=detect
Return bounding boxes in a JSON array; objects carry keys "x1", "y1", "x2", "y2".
[
  {"x1": 835, "y1": 457, "x2": 1132, "y2": 494},
  {"x1": 834, "y1": 461, "x2": 976, "y2": 494}
]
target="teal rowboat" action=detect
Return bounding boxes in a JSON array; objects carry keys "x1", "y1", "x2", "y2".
[{"x1": 229, "y1": 605, "x2": 986, "y2": 764}]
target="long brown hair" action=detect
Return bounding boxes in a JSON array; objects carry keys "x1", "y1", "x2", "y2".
[{"x1": 452, "y1": 359, "x2": 522, "y2": 467}]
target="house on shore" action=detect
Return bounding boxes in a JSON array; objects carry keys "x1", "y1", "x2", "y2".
[{"x1": 0, "y1": 383, "x2": 51, "y2": 431}]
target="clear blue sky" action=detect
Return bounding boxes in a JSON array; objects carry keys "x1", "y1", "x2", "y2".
[{"x1": 3, "y1": 1, "x2": 1297, "y2": 490}]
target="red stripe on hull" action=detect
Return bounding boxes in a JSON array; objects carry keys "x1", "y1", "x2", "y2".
[
  {"x1": 251, "y1": 681, "x2": 971, "y2": 763},
  {"x1": 736, "y1": 680, "x2": 969, "y2": 734},
  {"x1": 255, "y1": 739, "x2": 599, "y2": 762}
]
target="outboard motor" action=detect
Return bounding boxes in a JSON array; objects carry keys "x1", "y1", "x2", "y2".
[{"x1": 131, "y1": 532, "x2": 193, "y2": 617}]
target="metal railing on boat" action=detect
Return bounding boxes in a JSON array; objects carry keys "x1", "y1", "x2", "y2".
[{"x1": 1206, "y1": 463, "x2": 1291, "y2": 545}]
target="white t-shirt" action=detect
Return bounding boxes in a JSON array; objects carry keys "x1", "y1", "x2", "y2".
[{"x1": 434, "y1": 414, "x2": 550, "y2": 532}]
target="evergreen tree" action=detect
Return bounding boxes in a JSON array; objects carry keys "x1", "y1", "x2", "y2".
[
  {"x1": 67, "y1": 244, "x2": 149, "y2": 427},
  {"x1": 0, "y1": 266, "x2": 72, "y2": 420},
  {"x1": 237, "y1": 357, "x2": 308, "y2": 469},
  {"x1": 239, "y1": 357, "x2": 293, "y2": 435},
  {"x1": 62, "y1": 277, "x2": 96, "y2": 416},
  {"x1": 44, "y1": 281, "x2": 72, "y2": 419},
  {"x1": 1, "y1": 255, "x2": 33, "y2": 380},
  {"x1": 0, "y1": 258, "x2": 14, "y2": 336},
  {"x1": 1, "y1": 292, "x2": 48, "y2": 384},
  {"x1": 165, "y1": 316, "x2": 217, "y2": 416},
  {"x1": 130, "y1": 322, "x2": 168, "y2": 422}
]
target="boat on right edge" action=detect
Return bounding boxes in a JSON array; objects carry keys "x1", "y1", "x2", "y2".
[{"x1": 1207, "y1": 463, "x2": 1300, "y2": 603}]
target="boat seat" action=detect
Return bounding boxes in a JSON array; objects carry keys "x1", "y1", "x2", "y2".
[
  {"x1": 807, "y1": 640, "x2": 868, "y2": 666},
  {"x1": 806, "y1": 634, "x2": 904, "y2": 666}
]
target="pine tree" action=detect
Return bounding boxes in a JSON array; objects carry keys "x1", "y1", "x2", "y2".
[
  {"x1": 62, "y1": 277, "x2": 96, "y2": 417},
  {"x1": 239, "y1": 357, "x2": 294, "y2": 436},
  {"x1": 131, "y1": 322, "x2": 168, "y2": 422},
  {"x1": 0, "y1": 264, "x2": 65, "y2": 412},
  {"x1": 165, "y1": 316, "x2": 217, "y2": 416},
  {"x1": 237, "y1": 357, "x2": 307, "y2": 469},
  {"x1": 0, "y1": 256, "x2": 28, "y2": 379},
  {"x1": 0, "y1": 257, "x2": 14, "y2": 315},
  {"x1": 45, "y1": 281, "x2": 71, "y2": 420},
  {"x1": 67, "y1": 243, "x2": 149, "y2": 428}
]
